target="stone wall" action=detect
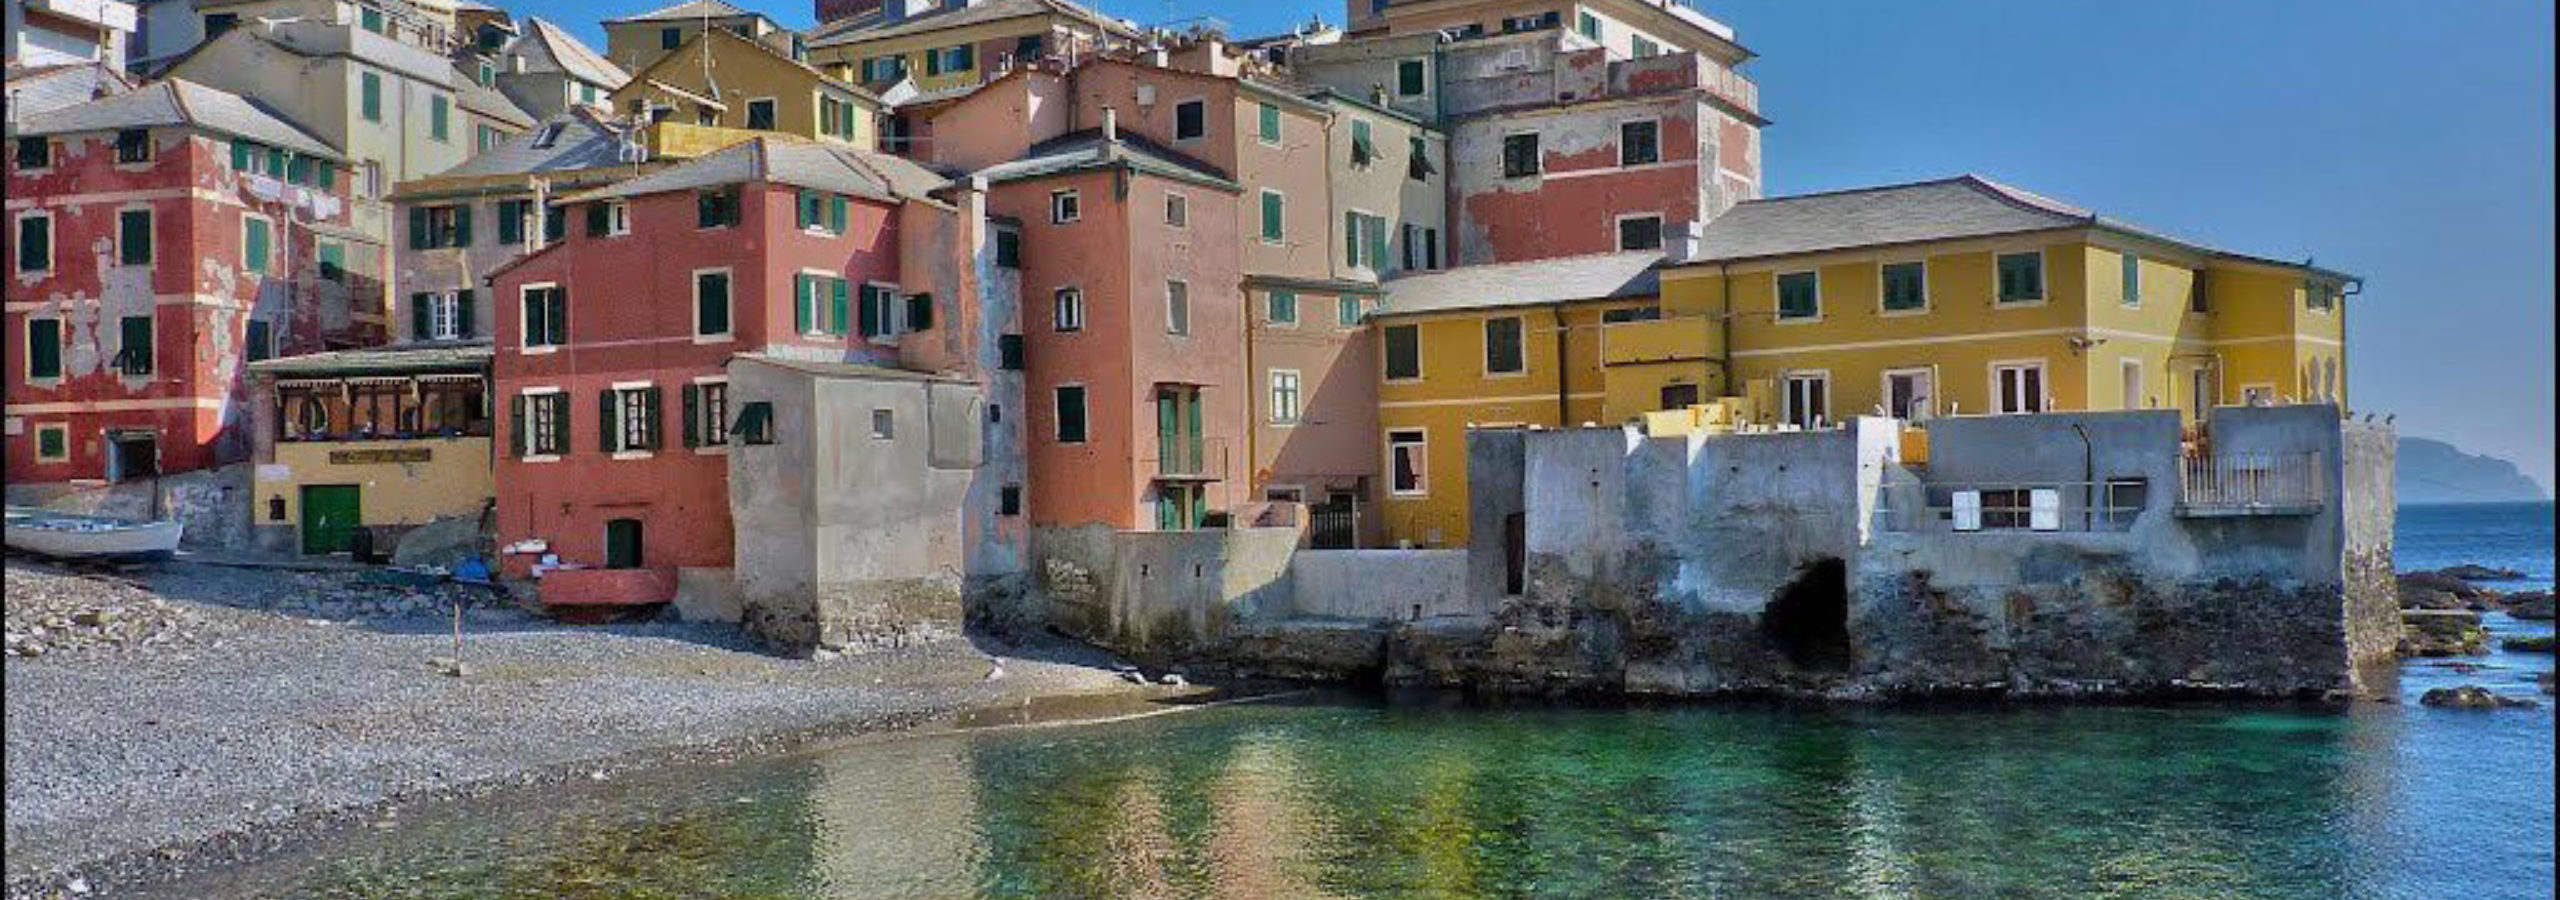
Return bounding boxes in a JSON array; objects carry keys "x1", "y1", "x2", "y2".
[{"x1": 7, "y1": 462, "x2": 256, "y2": 550}]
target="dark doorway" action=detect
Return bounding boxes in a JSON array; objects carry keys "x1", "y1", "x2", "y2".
[
  {"x1": 1762, "y1": 557, "x2": 1850, "y2": 671},
  {"x1": 1658, "y1": 382, "x2": 1701, "y2": 411},
  {"x1": 108, "y1": 431, "x2": 158, "y2": 481},
  {"x1": 1502, "y1": 512, "x2": 1527, "y2": 596},
  {"x1": 604, "y1": 518, "x2": 644, "y2": 569},
  {"x1": 1310, "y1": 491, "x2": 1359, "y2": 549}
]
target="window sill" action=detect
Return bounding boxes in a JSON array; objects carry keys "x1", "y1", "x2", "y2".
[
  {"x1": 520, "y1": 345, "x2": 560, "y2": 355},
  {"x1": 610, "y1": 450, "x2": 654, "y2": 461},
  {"x1": 1994, "y1": 298, "x2": 2048, "y2": 309},
  {"x1": 692, "y1": 333, "x2": 733, "y2": 345},
  {"x1": 1879, "y1": 306, "x2": 1930, "y2": 318},
  {"x1": 1483, "y1": 369, "x2": 1530, "y2": 379},
  {"x1": 1774, "y1": 316, "x2": 1822, "y2": 325},
  {"x1": 692, "y1": 445, "x2": 729, "y2": 456},
  {"x1": 522, "y1": 454, "x2": 561, "y2": 463}
]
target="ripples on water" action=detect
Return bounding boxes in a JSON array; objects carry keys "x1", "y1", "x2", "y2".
[{"x1": 160, "y1": 505, "x2": 2555, "y2": 900}]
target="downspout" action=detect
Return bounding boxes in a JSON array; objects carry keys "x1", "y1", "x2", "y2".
[
  {"x1": 2071, "y1": 421, "x2": 2094, "y2": 531},
  {"x1": 1716, "y1": 261, "x2": 1732, "y2": 395},
  {"x1": 1551, "y1": 303, "x2": 1568, "y2": 423}
]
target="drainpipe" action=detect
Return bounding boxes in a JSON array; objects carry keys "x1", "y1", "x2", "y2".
[
  {"x1": 1716, "y1": 261, "x2": 1732, "y2": 396},
  {"x1": 1551, "y1": 303, "x2": 1568, "y2": 422},
  {"x1": 2070, "y1": 421, "x2": 2094, "y2": 530}
]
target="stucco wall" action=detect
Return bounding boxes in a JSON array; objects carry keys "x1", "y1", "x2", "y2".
[{"x1": 1289, "y1": 549, "x2": 1475, "y2": 620}]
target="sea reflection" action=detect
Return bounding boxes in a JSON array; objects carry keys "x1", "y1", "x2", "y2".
[{"x1": 155, "y1": 694, "x2": 2547, "y2": 900}]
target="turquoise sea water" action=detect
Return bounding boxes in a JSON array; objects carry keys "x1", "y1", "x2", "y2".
[{"x1": 155, "y1": 504, "x2": 2555, "y2": 900}]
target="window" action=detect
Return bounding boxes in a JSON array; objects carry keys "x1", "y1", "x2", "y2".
[
  {"x1": 1164, "y1": 191, "x2": 1188, "y2": 227},
  {"x1": 792, "y1": 273, "x2": 849, "y2": 335},
  {"x1": 1619, "y1": 120, "x2": 1659, "y2": 166},
  {"x1": 360, "y1": 72, "x2": 382, "y2": 122},
  {"x1": 26, "y1": 319, "x2": 62, "y2": 380},
  {"x1": 2121, "y1": 358, "x2": 2145, "y2": 409},
  {"x1": 731, "y1": 400, "x2": 774, "y2": 445},
  {"x1": 1344, "y1": 211, "x2": 1387, "y2": 271},
  {"x1": 430, "y1": 95, "x2": 450, "y2": 142},
  {"x1": 604, "y1": 201, "x2": 630, "y2": 236},
  {"x1": 34, "y1": 424, "x2": 68, "y2": 462},
  {"x1": 1631, "y1": 35, "x2": 1658, "y2": 58},
  {"x1": 1269, "y1": 369, "x2": 1302, "y2": 424},
  {"x1": 1577, "y1": 10, "x2": 1601, "y2": 40},
  {"x1": 1266, "y1": 290, "x2": 1298, "y2": 325},
  {"x1": 1616, "y1": 215, "x2": 1662, "y2": 251},
  {"x1": 521, "y1": 285, "x2": 567, "y2": 347},
  {"x1": 496, "y1": 199, "x2": 527, "y2": 245},
  {"x1": 745, "y1": 99, "x2": 777, "y2": 130},
  {"x1": 1501, "y1": 132, "x2": 1540, "y2": 178},
  {"x1": 1165, "y1": 280, "x2": 1189, "y2": 335},
  {"x1": 513, "y1": 391, "x2": 569, "y2": 457},
  {"x1": 241, "y1": 216, "x2": 273, "y2": 274},
  {"x1": 1408, "y1": 135, "x2": 1434, "y2": 181},
  {"x1": 246, "y1": 319, "x2": 273, "y2": 362},
  {"x1": 697, "y1": 188, "x2": 740, "y2": 228},
  {"x1": 660, "y1": 26, "x2": 681, "y2": 49},
  {"x1": 1881, "y1": 261, "x2": 1927, "y2": 312},
  {"x1": 118, "y1": 209, "x2": 152, "y2": 266},
  {"x1": 1996, "y1": 251, "x2": 2044, "y2": 304},
  {"x1": 1776, "y1": 271, "x2": 1819, "y2": 320},
  {"x1": 1259, "y1": 190, "x2": 1285, "y2": 242},
  {"x1": 683, "y1": 381, "x2": 729, "y2": 447},
  {"x1": 203, "y1": 11, "x2": 238, "y2": 36},
  {"x1": 1050, "y1": 190, "x2": 1080, "y2": 224},
  {"x1": 2304, "y1": 281, "x2": 2336, "y2": 311},
  {"x1": 2189, "y1": 270, "x2": 2210, "y2": 313},
  {"x1": 17, "y1": 213, "x2": 51, "y2": 273},
  {"x1": 1014, "y1": 34, "x2": 1042, "y2": 59},
  {"x1": 1659, "y1": 382, "x2": 1701, "y2": 410},
  {"x1": 1054, "y1": 385, "x2": 1088, "y2": 443},
  {"x1": 477, "y1": 62, "x2": 496, "y2": 87},
  {"x1": 999, "y1": 485, "x2": 1022, "y2": 516},
  {"x1": 1483, "y1": 316, "x2": 1526, "y2": 374},
  {"x1": 361, "y1": 6, "x2": 384, "y2": 32},
  {"x1": 1884, "y1": 368, "x2": 1931, "y2": 419},
  {"x1": 409, "y1": 204, "x2": 470, "y2": 249},
  {"x1": 1350, "y1": 119, "x2": 1376, "y2": 167},
  {"x1": 1397, "y1": 58, "x2": 1427, "y2": 96},
  {"x1": 695, "y1": 270, "x2": 731, "y2": 337},
  {"x1": 862, "y1": 55, "x2": 907, "y2": 82},
  {"x1": 1257, "y1": 101, "x2": 1281, "y2": 144},
  {"x1": 14, "y1": 137, "x2": 50, "y2": 170},
  {"x1": 1338, "y1": 296, "x2": 1364, "y2": 327},
  {"x1": 318, "y1": 242, "x2": 345, "y2": 282},
  {"x1": 994, "y1": 228, "x2": 1022, "y2": 267},
  {"x1": 1993, "y1": 362, "x2": 2046, "y2": 414},
  {"x1": 603, "y1": 385, "x2": 661, "y2": 453},
  {"x1": 858, "y1": 283, "x2": 901, "y2": 339},
  {"x1": 925, "y1": 44, "x2": 972, "y2": 75},
  {"x1": 116, "y1": 129, "x2": 152, "y2": 164},
  {"x1": 794, "y1": 190, "x2": 848, "y2": 234},
  {"x1": 413, "y1": 291, "x2": 468, "y2": 340},
  {"x1": 999, "y1": 334, "x2": 1025, "y2": 369},
  {"x1": 1388, "y1": 429, "x2": 1427, "y2": 496},
  {"x1": 1053, "y1": 287, "x2": 1084, "y2": 332},
  {"x1": 1174, "y1": 99, "x2": 1206, "y2": 140},
  {"x1": 1383, "y1": 323, "x2": 1421, "y2": 379},
  {"x1": 870, "y1": 408, "x2": 895, "y2": 440},
  {"x1": 1782, "y1": 372, "x2": 1828, "y2": 428},
  {"x1": 116, "y1": 315, "x2": 153, "y2": 376}
]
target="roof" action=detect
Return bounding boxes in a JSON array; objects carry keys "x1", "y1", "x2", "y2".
[
  {"x1": 558, "y1": 136, "x2": 951, "y2": 205},
  {"x1": 163, "y1": 21, "x2": 457, "y2": 89},
  {"x1": 249, "y1": 341, "x2": 494, "y2": 378},
  {"x1": 811, "y1": 0, "x2": 1138, "y2": 47},
  {"x1": 451, "y1": 68, "x2": 536, "y2": 129},
  {"x1": 604, "y1": 0, "x2": 765, "y2": 24},
  {"x1": 407, "y1": 111, "x2": 636, "y2": 184},
  {"x1": 733, "y1": 352, "x2": 977, "y2": 384},
  {"x1": 4, "y1": 63, "x2": 134, "y2": 122},
  {"x1": 1680, "y1": 175, "x2": 2357, "y2": 281},
  {"x1": 628, "y1": 27, "x2": 878, "y2": 105},
  {"x1": 976, "y1": 128, "x2": 1237, "y2": 191},
  {"x1": 12, "y1": 79, "x2": 341, "y2": 159},
  {"x1": 519, "y1": 18, "x2": 630, "y2": 88},
  {"x1": 1378, "y1": 251, "x2": 1662, "y2": 316}
]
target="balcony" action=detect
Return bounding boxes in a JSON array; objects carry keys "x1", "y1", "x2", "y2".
[
  {"x1": 1154, "y1": 436, "x2": 1230, "y2": 481},
  {"x1": 1600, "y1": 314, "x2": 1716, "y2": 366},
  {"x1": 2177, "y1": 452, "x2": 2324, "y2": 517}
]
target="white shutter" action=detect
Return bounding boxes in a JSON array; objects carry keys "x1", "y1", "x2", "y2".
[
  {"x1": 2030, "y1": 488, "x2": 2061, "y2": 531},
  {"x1": 1952, "y1": 491, "x2": 1982, "y2": 532}
]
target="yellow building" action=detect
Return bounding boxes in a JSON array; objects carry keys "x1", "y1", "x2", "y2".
[
  {"x1": 600, "y1": 0, "x2": 804, "y2": 76},
  {"x1": 247, "y1": 344, "x2": 496, "y2": 555},
  {"x1": 1372, "y1": 176, "x2": 2358, "y2": 546},
  {"x1": 608, "y1": 27, "x2": 882, "y2": 150},
  {"x1": 804, "y1": 0, "x2": 1139, "y2": 95}
]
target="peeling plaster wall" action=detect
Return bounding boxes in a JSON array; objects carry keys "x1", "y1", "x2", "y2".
[{"x1": 8, "y1": 129, "x2": 378, "y2": 485}]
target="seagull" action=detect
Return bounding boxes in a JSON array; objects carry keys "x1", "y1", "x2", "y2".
[{"x1": 2384, "y1": 413, "x2": 2396, "y2": 425}]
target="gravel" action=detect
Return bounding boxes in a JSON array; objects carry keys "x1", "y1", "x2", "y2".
[{"x1": 2, "y1": 556, "x2": 1148, "y2": 897}]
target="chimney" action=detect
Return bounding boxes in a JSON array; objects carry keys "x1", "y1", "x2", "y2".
[
  {"x1": 1101, "y1": 107, "x2": 1118, "y2": 142},
  {"x1": 1369, "y1": 84, "x2": 1387, "y2": 106}
]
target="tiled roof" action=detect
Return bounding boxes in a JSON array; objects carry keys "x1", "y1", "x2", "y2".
[
  {"x1": 976, "y1": 128, "x2": 1236, "y2": 190},
  {"x1": 451, "y1": 67, "x2": 536, "y2": 129},
  {"x1": 1377, "y1": 251, "x2": 1662, "y2": 316},
  {"x1": 3, "y1": 63, "x2": 133, "y2": 121},
  {"x1": 604, "y1": 0, "x2": 759, "y2": 24},
  {"x1": 249, "y1": 341, "x2": 494, "y2": 377},
  {"x1": 12, "y1": 79, "x2": 341, "y2": 159},
  {"x1": 558, "y1": 136, "x2": 951, "y2": 205},
  {"x1": 412, "y1": 111, "x2": 634, "y2": 182},
  {"x1": 811, "y1": 0, "x2": 1137, "y2": 47},
  {"x1": 520, "y1": 18, "x2": 630, "y2": 88}
]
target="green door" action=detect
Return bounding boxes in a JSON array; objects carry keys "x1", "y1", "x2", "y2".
[
  {"x1": 300, "y1": 485, "x2": 361, "y2": 554},
  {"x1": 604, "y1": 518, "x2": 644, "y2": 569}
]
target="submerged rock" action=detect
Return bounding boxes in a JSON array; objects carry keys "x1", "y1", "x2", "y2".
[
  {"x1": 2399, "y1": 610, "x2": 2490, "y2": 657},
  {"x1": 2435, "y1": 564, "x2": 2526, "y2": 582},
  {"x1": 2499, "y1": 634, "x2": 2553, "y2": 654},
  {"x1": 2419, "y1": 685, "x2": 2539, "y2": 709}
]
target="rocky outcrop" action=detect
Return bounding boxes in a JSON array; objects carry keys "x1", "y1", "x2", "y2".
[
  {"x1": 2419, "y1": 685, "x2": 2540, "y2": 709},
  {"x1": 2399, "y1": 610, "x2": 2490, "y2": 656},
  {"x1": 2502, "y1": 591, "x2": 2553, "y2": 621},
  {"x1": 2499, "y1": 634, "x2": 2553, "y2": 653},
  {"x1": 2434, "y1": 564, "x2": 2526, "y2": 582}
]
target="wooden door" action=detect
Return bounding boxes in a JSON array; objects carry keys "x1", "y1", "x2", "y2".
[{"x1": 299, "y1": 485, "x2": 361, "y2": 554}]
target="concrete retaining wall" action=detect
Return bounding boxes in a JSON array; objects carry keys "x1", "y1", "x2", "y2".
[
  {"x1": 7, "y1": 462, "x2": 256, "y2": 550},
  {"x1": 1289, "y1": 549, "x2": 1476, "y2": 620}
]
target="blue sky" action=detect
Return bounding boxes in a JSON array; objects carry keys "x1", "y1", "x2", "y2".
[{"x1": 545, "y1": 0, "x2": 2556, "y2": 490}]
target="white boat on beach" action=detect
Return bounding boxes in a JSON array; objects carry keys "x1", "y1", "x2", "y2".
[{"x1": 3, "y1": 507, "x2": 185, "y2": 560}]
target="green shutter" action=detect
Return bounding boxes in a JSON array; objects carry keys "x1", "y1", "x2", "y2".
[
  {"x1": 319, "y1": 242, "x2": 344, "y2": 282},
  {"x1": 793, "y1": 275, "x2": 813, "y2": 334},
  {"x1": 585, "y1": 202, "x2": 608, "y2": 237},
  {"x1": 16, "y1": 216, "x2": 44, "y2": 271},
  {"x1": 286, "y1": 154, "x2": 312, "y2": 184},
  {"x1": 409, "y1": 206, "x2": 430, "y2": 250},
  {"x1": 598, "y1": 389, "x2": 619, "y2": 452},
  {"x1": 411, "y1": 292, "x2": 433, "y2": 339},
  {"x1": 454, "y1": 289, "x2": 476, "y2": 338},
  {"x1": 430, "y1": 95, "x2": 449, "y2": 141},
  {"x1": 1345, "y1": 212, "x2": 1359, "y2": 266},
  {"x1": 637, "y1": 387, "x2": 661, "y2": 449},
  {"x1": 830, "y1": 278, "x2": 851, "y2": 336},
  {"x1": 1258, "y1": 102, "x2": 1279, "y2": 142},
  {"x1": 906, "y1": 292, "x2": 932, "y2": 330},
  {"x1": 1261, "y1": 192, "x2": 1283, "y2": 241},
  {"x1": 246, "y1": 320, "x2": 271, "y2": 361},
  {"x1": 27, "y1": 319, "x2": 61, "y2": 379},
  {"x1": 119, "y1": 210, "x2": 151, "y2": 265},
  {"x1": 697, "y1": 273, "x2": 728, "y2": 335},
  {"x1": 361, "y1": 73, "x2": 381, "y2": 121},
  {"x1": 267, "y1": 146, "x2": 287, "y2": 176},
  {"x1": 244, "y1": 218, "x2": 270, "y2": 273},
  {"x1": 550, "y1": 288, "x2": 568, "y2": 345},
  {"x1": 119, "y1": 315, "x2": 153, "y2": 375},
  {"x1": 828, "y1": 194, "x2": 848, "y2": 233},
  {"x1": 314, "y1": 159, "x2": 334, "y2": 188},
  {"x1": 230, "y1": 139, "x2": 251, "y2": 170},
  {"x1": 681, "y1": 384, "x2": 700, "y2": 448},
  {"x1": 551, "y1": 394, "x2": 571, "y2": 453},
  {"x1": 497, "y1": 200, "x2": 523, "y2": 245},
  {"x1": 452, "y1": 205, "x2": 472, "y2": 246},
  {"x1": 795, "y1": 190, "x2": 815, "y2": 229},
  {"x1": 509, "y1": 395, "x2": 527, "y2": 457}
]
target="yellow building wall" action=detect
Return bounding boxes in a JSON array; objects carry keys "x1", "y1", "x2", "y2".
[
  {"x1": 611, "y1": 31, "x2": 880, "y2": 150},
  {"x1": 808, "y1": 17, "x2": 1074, "y2": 94},
  {"x1": 260, "y1": 438, "x2": 496, "y2": 528},
  {"x1": 2203, "y1": 263, "x2": 2348, "y2": 408}
]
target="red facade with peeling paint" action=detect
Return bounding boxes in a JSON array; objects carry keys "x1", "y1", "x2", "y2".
[
  {"x1": 489, "y1": 181, "x2": 907, "y2": 579},
  {"x1": 6, "y1": 128, "x2": 377, "y2": 485}
]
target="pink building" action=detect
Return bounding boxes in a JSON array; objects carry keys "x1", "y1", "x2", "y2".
[
  {"x1": 484, "y1": 138, "x2": 957, "y2": 585},
  {"x1": 6, "y1": 79, "x2": 381, "y2": 485}
]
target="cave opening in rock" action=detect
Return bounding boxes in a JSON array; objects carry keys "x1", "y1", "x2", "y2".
[{"x1": 1763, "y1": 557, "x2": 1850, "y2": 672}]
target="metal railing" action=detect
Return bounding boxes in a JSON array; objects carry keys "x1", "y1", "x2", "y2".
[
  {"x1": 1153, "y1": 436, "x2": 1228, "y2": 479},
  {"x1": 2179, "y1": 452, "x2": 2324, "y2": 513}
]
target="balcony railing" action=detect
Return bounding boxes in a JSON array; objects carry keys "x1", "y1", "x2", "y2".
[
  {"x1": 2178, "y1": 452, "x2": 2324, "y2": 516},
  {"x1": 1154, "y1": 436, "x2": 1228, "y2": 480}
]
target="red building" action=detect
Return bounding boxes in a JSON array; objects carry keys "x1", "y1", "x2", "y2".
[
  {"x1": 484, "y1": 137, "x2": 961, "y2": 582},
  {"x1": 6, "y1": 79, "x2": 381, "y2": 485}
]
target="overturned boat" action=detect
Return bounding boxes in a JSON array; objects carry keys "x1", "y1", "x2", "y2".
[{"x1": 3, "y1": 507, "x2": 184, "y2": 560}]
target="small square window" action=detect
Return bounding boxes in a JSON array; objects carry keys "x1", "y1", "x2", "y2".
[
  {"x1": 999, "y1": 484, "x2": 1022, "y2": 516},
  {"x1": 871, "y1": 408, "x2": 895, "y2": 439},
  {"x1": 1616, "y1": 216, "x2": 1662, "y2": 251},
  {"x1": 1050, "y1": 190, "x2": 1080, "y2": 224},
  {"x1": 1174, "y1": 100, "x2": 1206, "y2": 140},
  {"x1": 1164, "y1": 192, "x2": 1188, "y2": 227}
]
